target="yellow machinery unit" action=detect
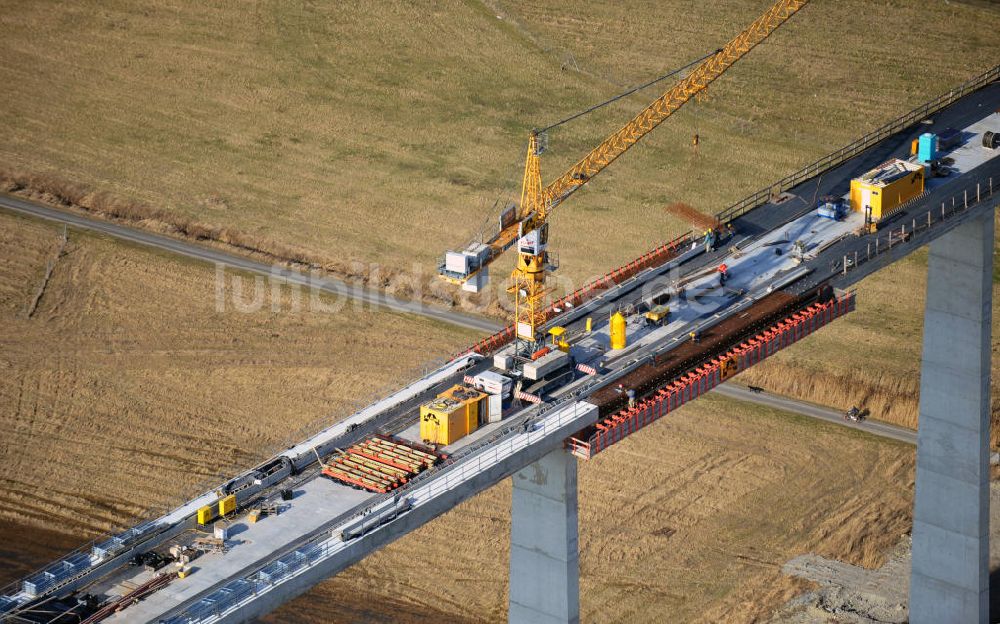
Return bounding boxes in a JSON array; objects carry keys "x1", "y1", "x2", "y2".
[
  {"x1": 850, "y1": 158, "x2": 925, "y2": 225},
  {"x1": 548, "y1": 326, "x2": 570, "y2": 352},
  {"x1": 218, "y1": 494, "x2": 236, "y2": 518},
  {"x1": 420, "y1": 384, "x2": 489, "y2": 446},
  {"x1": 197, "y1": 505, "x2": 214, "y2": 525},
  {"x1": 610, "y1": 311, "x2": 627, "y2": 350},
  {"x1": 645, "y1": 304, "x2": 670, "y2": 325}
]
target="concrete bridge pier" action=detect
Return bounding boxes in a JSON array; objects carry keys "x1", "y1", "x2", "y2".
[
  {"x1": 910, "y1": 210, "x2": 993, "y2": 623},
  {"x1": 509, "y1": 448, "x2": 580, "y2": 624}
]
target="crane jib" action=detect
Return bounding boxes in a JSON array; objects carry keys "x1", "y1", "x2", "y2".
[
  {"x1": 543, "y1": 0, "x2": 808, "y2": 209},
  {"x1": 437, "y1": 0, "x2": 810, "y2": 329}
]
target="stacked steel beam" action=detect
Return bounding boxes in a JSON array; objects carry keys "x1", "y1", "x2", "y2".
[{"x1": 321, "y1": 436, "x2": 442, "y2": 493}]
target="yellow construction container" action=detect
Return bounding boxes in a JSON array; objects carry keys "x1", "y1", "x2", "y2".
[
  {"x1": 610, "y1": 311, "x2": 627, "y2": 350},
  {"x1": 419, "y1": 384, "x2": 487, "y2": 445},
  {"x1": 850, "y1": 159, "x2": 925, "y2": 222},
  {"x1": 196, "y1": 505, "x2": 214, "y2": 525},
  {"x1": 218, "y1": 494, "x2": 236, "y2": 517}
]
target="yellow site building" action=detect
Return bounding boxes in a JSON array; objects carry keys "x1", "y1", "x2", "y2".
[
  {"x1": 419, "y1": 384, "x2": 489, "y2": 446},
  {"x1": 850, "y1": 158, "x2": 925, "y2": 223},
  {"x1": 197, "y1": 505, "x2": 214, "y2": 525}
]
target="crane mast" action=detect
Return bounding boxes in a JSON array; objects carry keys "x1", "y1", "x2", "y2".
[
  {"x1": 510, "y1": 131, "x2": 550, "y2": 342},
  {"x1": 439, "y1": 0, "x2": 809, "y2": 344}
]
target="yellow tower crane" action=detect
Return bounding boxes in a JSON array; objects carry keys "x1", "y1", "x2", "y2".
[{"x1": 439, "y1": 0, "x2": 808, "y2": 344}]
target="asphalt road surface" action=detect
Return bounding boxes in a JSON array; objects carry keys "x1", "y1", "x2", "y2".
[
  {"x1": 2, "y1": 192, "x2": 916, "y2": 445},
  {"x1": 713, "y1": 383, "x2": 917, "y2": 445}
]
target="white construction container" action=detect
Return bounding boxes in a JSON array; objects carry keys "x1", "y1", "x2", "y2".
[
  {"x1": 518, "y1": 229, "x2": 545, "y2": 256},
  {"x1": 474, "y1": 371, "x2": 512, "y2": 397},
  {"x1": 464, "y1": 242, "x2": 490, "y2": 265},
  {"x1": 523, "y1": 350, "x2": 570, "y2": 381},
  {"x1": 488, "y1": 394, "x2": 503, "y2": 423},
  {"x1": 445, "y1": 251, "x2": 470, "y2": 275}
]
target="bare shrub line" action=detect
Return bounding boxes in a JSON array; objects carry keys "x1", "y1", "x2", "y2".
[
  {"x1": 0, "y1": 165, "x2": 507, "y2": 317},
  {"x1": 739, "y1": 360, "x2": 1000, "y2": 448},
  {"x1": 740, "y1": 361, "x2": 919, "y2": 429}
]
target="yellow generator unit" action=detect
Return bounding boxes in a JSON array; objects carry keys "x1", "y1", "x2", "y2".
[
  {"x1": 419, "y1": 384, "x2": 488, "y2": 446},
  {"x1": 218, "y1": 494, "x2": 236, "y2": 518},
  {"x1": 197, "y1": 505, "x2": 215, "y2": 525},
  {"x1": 850, "y1": 158, "x2": 925, "y2": 224},
  {"x1": 644, "y1": 304, "x2": 670, "y2": 326},
  {"x1": 610, "y1": 311, "x2": 627, "y2": 350}
]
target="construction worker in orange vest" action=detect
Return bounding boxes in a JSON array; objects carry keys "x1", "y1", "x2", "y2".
[{"x1": 718, "y1": 263, "x2": 729, "y2": 286}]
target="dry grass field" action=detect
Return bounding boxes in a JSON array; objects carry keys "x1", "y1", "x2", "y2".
[
  {"x1": 0, "y1": 0, "x2": 998, "y2": 432},
  {"x1": 0, "y1": 0, "x2": 994, "y2": 285},
  {"x1": 0, "y1": 2, "x2": 996, "y2": 621},
  {"x1": 263, "y1": 394, "x2": 914, "y2": 624},
  {"x1": 741, "y1": 244, "x2": 1000, "y2": 441}
]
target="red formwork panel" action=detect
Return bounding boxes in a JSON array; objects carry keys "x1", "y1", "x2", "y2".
[{"x1": 567, "y1": 291, "x2": 857, "y2": 459}]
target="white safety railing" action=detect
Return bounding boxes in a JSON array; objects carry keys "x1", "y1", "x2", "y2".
[
  {"x1": 0, "y1": 352, "x2": 473, "y2": 613},
  {"x1": 716, "y1": 64, "x2": 999, "y2": 224},
  {"x1": 839, "y1": 176, "x2": 997, "y2": 277}
]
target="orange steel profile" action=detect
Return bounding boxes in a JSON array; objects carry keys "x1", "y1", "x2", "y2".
[
  {"x1": 566, "y1": 290, "x2": 856, "y2": 459},
  {"x1": 79, "y1": 573, "x2": 174, "y2": 624},
  {"x1": 322, "y1": 436, "x2": 443, "y2": 494}
]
